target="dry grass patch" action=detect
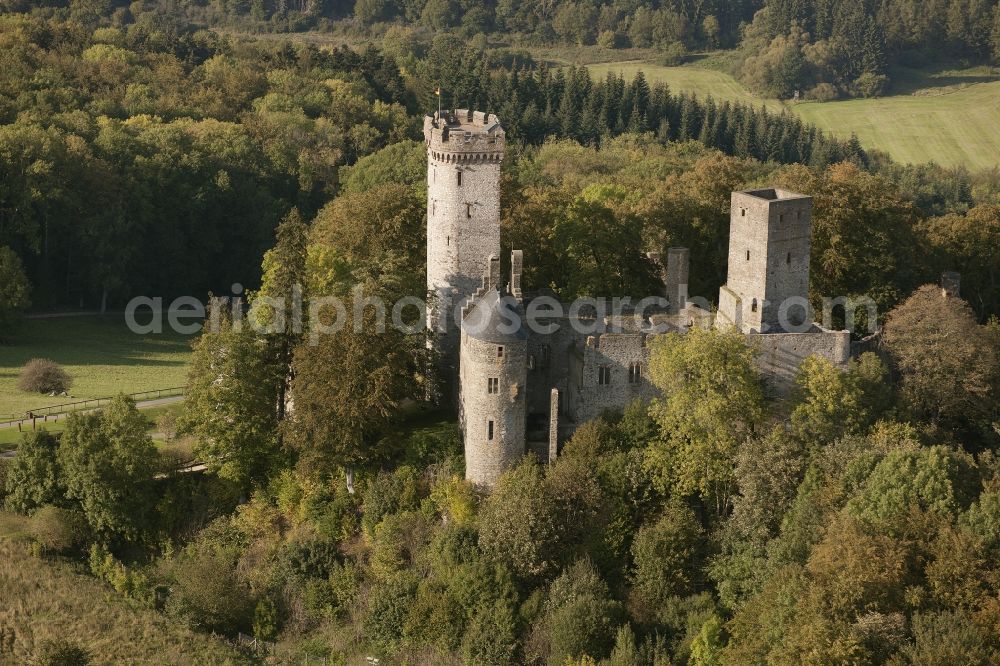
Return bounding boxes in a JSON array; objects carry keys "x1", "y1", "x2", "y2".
[{"x1": 0, "y1": 535, "x2": 250, "y2": 664}]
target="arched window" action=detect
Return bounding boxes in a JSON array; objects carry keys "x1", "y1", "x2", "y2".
[{"x1": 751, "y1": 298, "x2": 758, "y2": 313}]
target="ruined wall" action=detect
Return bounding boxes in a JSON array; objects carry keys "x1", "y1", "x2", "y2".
[
  {"x1": 524, "y1": 320, "x2": 579, "y2": 418},
  {"x1": 565, "y1": 333, "x2": 657, "y2": 426},
  {"x1": 752, "y1": 328, "x2": 851, "y2": 396},
  {"x1": 665, "y1": 247, "x2": 690, "y2": 314}
]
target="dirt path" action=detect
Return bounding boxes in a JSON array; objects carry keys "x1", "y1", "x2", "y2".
[{"x1": 0, "y1": 394, "x2": 183, "y2": 432}]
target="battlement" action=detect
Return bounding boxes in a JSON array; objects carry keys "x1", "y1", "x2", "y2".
[
  {"x1": 424, "y1": 109, "x2": 505, "y2": 162},
  {"x1": 739, "y1": 187, "x2": 810, "y2": 202}
]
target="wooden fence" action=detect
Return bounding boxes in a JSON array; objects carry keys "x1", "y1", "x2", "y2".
[{"x1": 0, "y1": 386, "x2": 185, "y2": 429}]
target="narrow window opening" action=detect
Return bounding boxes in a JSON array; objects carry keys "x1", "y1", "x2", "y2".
[
  {"x1": 487, "y1": 420, "x2": 494, "y2": 440},
  {"x1": 741, "y1": 208, "x2": 746, "y2": 217},
  {"x1": 457, "y1": 170, "x2": 462, "y2": 186},
  {"x1": 466, "y1": 203, "x2": 472, "y2": 218},
  {"x1": 598, "y1": 365, "x2": 611, "y2": 386},
  {"x1": 628, "y1": 362, "x2": 642, "y2": 384},
  {"x1": 746, "y1": 250, "x2": 750, "y2": 261},
  {"x1": 488, "y1": 377, "x2": 499, "y2": 394},
  {"x1": 779, "y1": 213, "x2": 784, "y2": 223},
  {"x1": 446, "y1": 235, "x2": 450, "y2": 246},
  {"x1": 786, "y1": 252, "x2": 791, "y2": 264},
  {"x1": 497, "y1": 346, "x2": 504, "y2": 358},
  {"x1": 751, "y1": 299, "x2": 758, "y2": 313}
]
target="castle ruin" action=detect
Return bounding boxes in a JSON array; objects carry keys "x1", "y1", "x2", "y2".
[{"x1": 425, "y1": 110, "x2": 851, "y2": 488}]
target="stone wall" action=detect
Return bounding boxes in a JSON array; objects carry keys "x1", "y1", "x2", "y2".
[
  {"x1": 425, "y1": 110, "x2": 504, "y2": 402},
  {"x1": 724, "y1": 189, "x2": 812, "y2": 333},
  {"x1": 665, "y1": 247, "x2": 690, "y2": 314},
  {"x1": 752, "y1": 327, "x2": 851, "y2": 396},
  {"x1": 459, "y1": 328, "x2": 528, "y2": 487},
  {"x1": 425, "y1": 155, "x2": 503, "y2": 307},
  {"x1": 566, "y1": 333, "x2": 657, "y2": 426}
]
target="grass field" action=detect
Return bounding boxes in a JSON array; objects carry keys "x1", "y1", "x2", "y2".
[
  {"x1": 587, "y1": 58, "x2": 785, "y2": 112},
  {"x1": 581, "y1": 58, "x2": 1000, "y2": 170},
  {"x1": 0, "y1": 315, "x2": 194, "y2": 418}
]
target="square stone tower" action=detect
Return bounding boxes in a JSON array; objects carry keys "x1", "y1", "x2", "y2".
[
  {"x1": 718, "y1": 188, "x2": 812, "y2": 333},
  {"x1": 424, "y1": 109, "x2": 505, "y2": 401}
]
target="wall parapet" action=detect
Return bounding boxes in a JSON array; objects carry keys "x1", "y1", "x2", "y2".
[{"x1": 424, "y1": 110, "x2": 505, "y2": 160}]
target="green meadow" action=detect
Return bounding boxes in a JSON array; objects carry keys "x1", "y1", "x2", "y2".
[
  {"x1": 0, "y1": 315, "x2": 194, "y2": 418},
  {"x1": 583, "y1": 57, "x2": 1000, "y2": 170}
]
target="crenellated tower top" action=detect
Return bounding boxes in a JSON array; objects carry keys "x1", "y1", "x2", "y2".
[{"x1": 424, "y1": 109, "x2": 505, "y2": 163}]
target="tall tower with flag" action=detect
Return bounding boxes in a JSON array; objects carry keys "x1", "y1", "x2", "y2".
[{"x1": 423, "y1": 108, "x2": 505, "y2": 402}]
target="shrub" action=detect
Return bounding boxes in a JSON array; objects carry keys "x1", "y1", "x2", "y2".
[
  {"x1": 0, "y1": 458, "x2": 7, "y2": 503},
  {"x1": 3, "y1": 429, "x2": 62, "y2": 514},
  {"x1": 597, "y1": 31, "x2": 626, "y2": 49},
  {"x1": 806, "y1": 83, "x2": 839, "y2": 101},
  {"x1": 164, "y1": 545, "x2": 253, "y2": 634},
  {"x1": 363, "y1": 573, "x2": 418, "y2": 654},
  {"x1": 17, "y1": 359, "x2": 71, "y2": 394},
  {"x1": 854, "y1": 72, "x2": 889, "y2": 98},
  {"x1": 88, "y1": 544, "x2": 153, "y2": 602},
  {"x1": 361, "y1": 466, "x2": 422, "y2": 536},
  {"x1": 659, "y1": 41, "x2": 687, "y2": 66},
  {"x1": 252, "y1": 598, "x2": 279, "y2": 641},
  {"x1": 35, "y1": 639, "x2": 91, "y2": 666},
  {"x1": 29, "y1": 506, "x2": 84, "y2": 554}
]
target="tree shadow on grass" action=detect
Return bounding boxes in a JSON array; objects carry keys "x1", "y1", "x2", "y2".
[{"x1": 888, "y1": 63, "x2": 1000, "y2": 96}]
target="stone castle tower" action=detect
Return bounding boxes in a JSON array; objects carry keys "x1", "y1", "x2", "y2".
[
  {"x1": 422, "y1": 110, "x2": 851, "y2": 489},
  {"x1": 718, "y1": 188, "x2": 813, "y2": 333},
  {"x1": 459, "y1": 262, "x2": 528, "y2": 486},
  {"x1": 424, "y1": 110, "x2": 505, "y2": 398}
]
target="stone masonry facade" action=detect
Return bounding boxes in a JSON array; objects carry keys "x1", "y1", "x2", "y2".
[{"x1": 426, "y1": 110, "x2": 852, "y2": 487}]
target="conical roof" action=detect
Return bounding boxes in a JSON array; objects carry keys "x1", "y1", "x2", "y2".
[{"x1": 462, "y1": 288, "x2": 528, "y2": 344}]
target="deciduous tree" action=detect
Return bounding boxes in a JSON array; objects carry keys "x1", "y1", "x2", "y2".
[
  {"x1": 645, "y1": 328, "x2": 765, "y2": 515},
  {"x1": 883, "y1": 284, "x2": 999, "y2": 429},
  {"x1": 58, "y1": 395, "x2": 158, "y2": 544}
]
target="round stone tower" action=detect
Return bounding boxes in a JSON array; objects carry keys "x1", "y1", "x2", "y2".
[
  {"x1": 424, "y1": 109, "x2": 505, "y2": 402},
  {"x1": 459, "y1": 287, "x2": 527, "y2": 488}
]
